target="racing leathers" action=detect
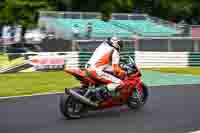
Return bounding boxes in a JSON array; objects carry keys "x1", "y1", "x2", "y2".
[{"x1": 85, "y1": 41, "x2": 125, "y2": 94}]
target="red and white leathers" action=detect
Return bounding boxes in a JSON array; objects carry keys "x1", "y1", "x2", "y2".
[{"x1": 86, "y1": 41, "x2": 125, "y2": 92}]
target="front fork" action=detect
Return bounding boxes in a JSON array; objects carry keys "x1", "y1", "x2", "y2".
[{"x1": 132, "y1": 79, "x2": 144, "y2": 102}]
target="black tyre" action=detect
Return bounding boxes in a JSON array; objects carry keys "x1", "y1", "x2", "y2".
[
  {"x1": 127, "y1": 82, "x2": 149, "y2": 109},
  {"x1": 59, "y1": 92, "x2": 85, "y2": 119}
]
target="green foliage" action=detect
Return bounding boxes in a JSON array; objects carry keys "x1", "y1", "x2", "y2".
[
  {"x1": 152, "y1": 0, "x2": 200, "y2": 23},
  {"x1": 104, "y1": 0, "x2": 134, "y2": 13},
  {"x1": 0, "y1": 0, "x2": 54, "y2": 28},
  {"x1": 1, "y1": 0, "x2": 200, "y2": 26},
  {"x1": 155, "y1": 0, "x2": 193, "y2": 20}
]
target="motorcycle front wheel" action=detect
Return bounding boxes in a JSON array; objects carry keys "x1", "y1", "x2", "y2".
[{"x1": 127, "y1": 82, "x2": 149, "y2": 109}]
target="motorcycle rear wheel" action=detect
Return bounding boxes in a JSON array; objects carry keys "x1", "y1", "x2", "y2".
[{"x1": 59, "y1": 91, "x2": 86, "y2": 119}]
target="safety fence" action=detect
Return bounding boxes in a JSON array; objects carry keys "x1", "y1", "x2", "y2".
[
  {"x1": 39, "y1": 11, "x2": 148, "y2": 20},
  {"x1": 1, "y1": 51, "x2": 200, "y2": 73},
  {"x1": 74, "y1": 37, "x2": 200, "y2": 52},
  {"x1": 2, "y1": 37, "x2": 200, "y2": 53}
]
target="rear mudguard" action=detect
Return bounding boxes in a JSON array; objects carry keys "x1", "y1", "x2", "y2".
[
  {"x1": 65, "y1": 69, "x2": 97, "y2": 85},
  {"x1": 65, "y1": 69, "x2": 87, "y2": 78}
]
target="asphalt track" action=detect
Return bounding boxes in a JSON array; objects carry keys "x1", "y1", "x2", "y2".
[{"x1": 1, "y1": 84, "x2": 200, "y2": 133}]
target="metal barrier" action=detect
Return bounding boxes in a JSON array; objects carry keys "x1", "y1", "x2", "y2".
[
  {"x1": 73, "y1": 39, "x2": 135, "y2": 52},
  {"x1": 73, "y1": 37, "x2": 200, "y2": 52},
  {"x1": 1, "y1": 37, "x2": 200, "y2": 53},
  {"x1": 39, "y1": 11, "x2": 148, "y2": 20}
]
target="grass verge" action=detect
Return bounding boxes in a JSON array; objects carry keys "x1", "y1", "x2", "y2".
[
  {"x1": 0, "y1": 71, "x2": 80, "y2": 97},
  {"x1": 1, "y1": 67, "x2": 200, "y2": 97},
  {"x1": 143, "y1": 67, "x2": 200, "y2": 75},
  {"x1": 0, "y1": 54, "x2": 25, "y2": 70}
]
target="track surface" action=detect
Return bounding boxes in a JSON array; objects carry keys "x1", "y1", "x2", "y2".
[{"x1": 0, "y1": 84, "x2": 200, "y2": 133}]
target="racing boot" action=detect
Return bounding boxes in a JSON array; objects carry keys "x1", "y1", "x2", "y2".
[
  {"x1": 105, "y1": 84, "x2": 120, "y2": 97},
  {"x1": 94, "y1": 86, "x2": 107, "y2": 104}
]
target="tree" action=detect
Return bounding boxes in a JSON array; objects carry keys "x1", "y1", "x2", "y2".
[
  {"x1": 0, "y1": 0, "x2": 54, "y2": 31},
  {"x1": 111, "y1": 0, "x2": 134, "y2": 13},
  {"x1": 47, "y1": 0, "x2": 72, "y2": 11},
  {"x1": 1, "y1": 0, "x2": 200, "y2": 26},
  {"x1": 142, "y1": 0, "x2": 191, "y2": 22}
]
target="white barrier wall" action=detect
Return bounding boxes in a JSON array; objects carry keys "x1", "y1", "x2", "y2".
[
  {"x1": 27, "y1": 52, "x2": 80, "y2": 70},
  {"x1": 26, "y1": 51, "x2": 200, "y2": 70},
  {"x1": 135, "y1": 51, "x2": 189, "y2": 68}
]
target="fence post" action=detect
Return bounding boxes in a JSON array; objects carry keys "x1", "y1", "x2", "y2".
[
  {"x1": 167, "y1": 38, "x2": 172, "y2": 51},
  {"x1": 128, "y1": 15, "x2": 130, "y2": 20},
  {"x1": 133, "y1": 35, "x2": 140, "y2": 51},
  {"x1": 80, "y1": 12, "x2": 82, "y2": 19},
  {"x1": 193, "y1": 39, "x2": 199, "y2": 52}
]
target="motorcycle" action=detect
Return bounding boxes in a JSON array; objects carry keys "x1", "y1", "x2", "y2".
[{"x1": 59, "y1": 56, "x2": 149, "y2": 119}]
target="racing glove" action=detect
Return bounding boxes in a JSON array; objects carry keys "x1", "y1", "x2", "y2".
[{"x1": 112, "y1": 64, "x2": 126, "y2": 77}]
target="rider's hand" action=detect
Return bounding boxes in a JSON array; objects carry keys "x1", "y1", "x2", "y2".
[
  {"x1": 117, "y1": 69, "x2": 126, "y2": 77},
  {"x1": 112, "y1": 64, "x2": 126, "y2": 77}
]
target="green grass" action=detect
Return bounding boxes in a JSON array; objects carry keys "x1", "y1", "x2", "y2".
[
  {"x1": 1, "y1": 67, "x2": 200, "y2": 97},
  {"x1": 0, "y1": 54, "x2": 8, "y2": 64},
  {"x1": 0, "y1": 54, "x2": 25, "y2": 70},
  {"x1": 143, "y1": 67, "x2": 200, "y2": 75},
  {"x1": 0, "y1": 71, "x2": 80, "y2": 97}
]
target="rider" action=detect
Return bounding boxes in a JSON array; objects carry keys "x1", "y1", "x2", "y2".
[{"x1": 85, "y1": 36, "x2": 126, "y2": 98}]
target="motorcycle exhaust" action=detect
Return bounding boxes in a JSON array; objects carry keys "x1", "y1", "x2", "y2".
[{"x1": 65, "y1": 89, "x2": 98, "y2": 107}]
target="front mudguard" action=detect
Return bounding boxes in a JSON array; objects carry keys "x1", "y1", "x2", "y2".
[{"x1": 127, "y1": 82, "x2": 149, "y2": 109}]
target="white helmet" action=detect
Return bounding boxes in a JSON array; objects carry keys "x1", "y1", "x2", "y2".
[{"x1": 110, "y1": 36, "x2": 121, "y2": 50}]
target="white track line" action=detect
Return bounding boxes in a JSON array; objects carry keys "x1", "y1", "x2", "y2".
[
  {"x1": 0, "y1": 92, "x2": 63, "y2": 100},
  {"x1": 189, "y1": 130, "x2": 200, "y2": 133}
]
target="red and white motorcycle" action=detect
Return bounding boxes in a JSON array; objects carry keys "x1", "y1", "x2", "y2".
[{"x1": 59, "y1": 56, "x2": 149, "y2": 119}]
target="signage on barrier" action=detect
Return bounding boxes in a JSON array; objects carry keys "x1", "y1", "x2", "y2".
[{"x1": 28, "y1": 56, "x2": 65, "y2": 70}]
